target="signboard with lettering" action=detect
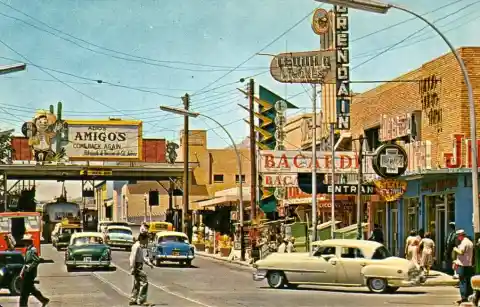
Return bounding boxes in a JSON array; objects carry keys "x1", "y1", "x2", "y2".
[
  {"x1": 373, "y1": 179, "x2": 407, "y2": 201},
  {"x1": 443, "y1": 134, "x2": 480, "y2": 169},
  {"x1": 262, "y1": 174, "x2": 298, "y2": 187},
  {"x1": 312, "y1": 8, "x2": 330, "y2": 35},
  {"x1": 259, "y1": 150, "x2": 363, "y2": 174},
  {"x1": 335, "y1": 6, "x2": 350, "y2": 130},
  {"x1": 403, "y1": 140, "x2": 432, "y2": 174},
  {"x1": 65, "y1": 120, "x2": 142, "y2": 161},
  {"x1": 379, "y1": 113, "x2": 411, "y2": 141},
  {"x1": 269, "y1": 50, "x2": 336, "y2": 84},
  {"x1": 80, "y1": 169, "x2": 113, "y2": 176},
  {"x1": 372, "y1": 144, "x2": 408, "y2": 178}
]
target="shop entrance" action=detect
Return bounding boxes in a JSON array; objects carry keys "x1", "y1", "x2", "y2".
[{"x1": 391, "y1": 206, "x2": 399, "y2": 256}]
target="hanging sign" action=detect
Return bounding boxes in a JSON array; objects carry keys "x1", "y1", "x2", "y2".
[
  {"x1": 373, "y1": 179, "x2": 407, "y2": 201},
  {"x1": 312, "y1": 8, "x2": 330, "y2": 35},
  {"x1": 372, "y1": 144, "x2": 408, "y2": 178}
]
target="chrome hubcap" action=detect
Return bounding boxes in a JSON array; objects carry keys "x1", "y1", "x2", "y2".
[
  {"x1": 371, "y1": 279, "x2": 385, "y2": 290},
  {"x1": 269, "y1": 273, "x2": 281, "y2": 286}
]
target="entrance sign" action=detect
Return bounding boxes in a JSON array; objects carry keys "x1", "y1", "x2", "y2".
[
  {"x1": 373, "y1": 179, "x2": 407, "y2": 201},
  {"x1": 259, "y1": 150, "x2": 361, "y2": 174},
  {"x1": 312, "y1": 8, "x2": 330, "y2": 35},
  {"x1": 269, "y1": 50, "x2": 336, "y2": 84},
  {"x1": 335, "y1": 6, "x2": 351, "y2": 130},
  {"x1": 372, "y1": 144, "x2": 408, "y2": 178},
  {"x1": 65, "y1": 120, "x2": 142, "y2": 161},
  {"x1": 321, "y1": 184, "x2": 375, "y2": 195}
]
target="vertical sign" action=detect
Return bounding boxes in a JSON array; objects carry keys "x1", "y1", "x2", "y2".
[{"x1": 335, "y1": 6, "x2": 350, "y2": 130}]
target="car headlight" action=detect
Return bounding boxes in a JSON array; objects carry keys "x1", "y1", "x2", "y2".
[
  {"x1": 66, "y1": 250, "x2": 73, "y2": 260},
  {"x1": 189, "y1": 247, "x2": 195, "y2": 256},
  {"x1": 101, "y1": 249, "x2": 111, "y2": 260}
]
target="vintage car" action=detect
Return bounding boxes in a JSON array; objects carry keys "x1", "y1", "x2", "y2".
[
  {"x1": 252, "y1": 239, "x2": 426, "y2": 293},
  {"x1": 97, "y1": 220, "x2": 130, "y2": 233},
  {"x1": 104, "y1": 225, "x2": 134, "y2": 251},
  {"x1": 147, "y1": 222, "x2": 174, "y2": 241},
  {"x1": 64, "y1": 232, "x2": 111, "y2": 272},
  {"x1": 149, "y1": 231, "x2": 194, "y2": 266},
  {"x1": 52, "y1": 223, "x2": 83, "y2": 250},
  {"x1": 0, "y1": 251, "x2": 25, "y2": 295}
]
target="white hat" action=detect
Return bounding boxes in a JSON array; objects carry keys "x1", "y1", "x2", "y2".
[
  {"x1": 449, "y1": 222, "x2": 456, "y2": 225},
  {"x1": 456, "y1": 229, "x2": 465, "y2": 235}
]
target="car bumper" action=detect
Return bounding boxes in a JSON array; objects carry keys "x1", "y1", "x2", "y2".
[
  {"x1": 65, "y1": 260, "x2": 111, "y2": 266},
  {"x1": 107, "y1": 241, "x2": 133, "y2": 248},
  {"x1": 56, "y1": 242, "x2": 69, "y2": 247},
  {"x1": 252, "y1": 270, "x2": 267, "y2": 281},
  {"x1": 155, "y1": 255, "x2": 194, "y2": 261},
  {"x1": 388, "y1": 275, "x2": 427, "y2": 287}
]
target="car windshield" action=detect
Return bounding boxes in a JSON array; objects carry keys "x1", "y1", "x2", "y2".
[
  {"x1": 158, "y1": 235, "x2": 188, "y2": 244},
  {"x1": 73, "y1": 236, "x2": 104, "y2": 245},
  {"x1": 108, "y1": 229, "x2": 132, "y2": 235},
  {"x1": 371, "y1": 246, "x2": 392, "y2": 260}
]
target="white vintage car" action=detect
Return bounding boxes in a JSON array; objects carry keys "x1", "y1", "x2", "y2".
[{"x1": 252, "y1": 239, "x2": 426, "y2": 293}]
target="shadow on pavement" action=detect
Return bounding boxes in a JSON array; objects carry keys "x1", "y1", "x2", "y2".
[
  {"x1": 258, "y1": 286, "x2": 427, "y2": 295},
  {"x1": 69, "y1": 266, "x2": 117, "y2": 273},
  {"x1": 156, "y1": 263, "x2": 198, "y2": 269},
  {"x1": 41, "y1": 258, "x2": 55, "y2": 264}
]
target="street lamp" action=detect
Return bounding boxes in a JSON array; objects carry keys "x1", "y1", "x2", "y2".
[
  {"x1": 315, "y1": 0, "x2": 479, "y2": 243},
  {"x1": 143, "y1": 193, "x2": 148, "y2": 223},
  {"x1": 160, "y1": 105, "x2": 246, "y2": 261},
  {"x1": 0, "y1": 63, "x2": 26, "y2": 76}
]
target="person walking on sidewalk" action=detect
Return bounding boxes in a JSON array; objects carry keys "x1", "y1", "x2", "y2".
[
  {"x1": 446, "y1": 222, "x2": 457, "y2": 273},
  {"x1": 19, "y1": 244, "x2": 49, "y2": 307},
  {"x1": 129, "y1": 233, "x2": 154, "y2": 306},
  {"x1": 453, "y1": 229, "x2": 474, "y2": 305},
  {"x1": 419, "y1": 232, "x2": 435, "y2": 276}
]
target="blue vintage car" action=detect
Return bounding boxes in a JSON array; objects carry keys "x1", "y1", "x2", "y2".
[{"x1": 149, "y1": 231, "x2": 194, "y2": 266}]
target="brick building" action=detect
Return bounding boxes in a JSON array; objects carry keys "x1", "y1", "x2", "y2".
[{"x1": 338, "y1": 47, "x2": 480, "y2": 259}]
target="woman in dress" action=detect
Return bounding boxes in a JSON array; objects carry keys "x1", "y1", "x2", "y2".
[
  {"x1": 420, "y1": 232, "x2": 435, "y2": 276},
  {"x1": 405, "y1": 230, "x2": 417, "y2": 260},
  {"x1": 407, "y1": 238, "x2": 421, "y2": 268}
]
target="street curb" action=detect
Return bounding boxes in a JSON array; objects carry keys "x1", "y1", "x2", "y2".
[{"x1": 196, "y1": 252, "x2": 255, "y2": 271}]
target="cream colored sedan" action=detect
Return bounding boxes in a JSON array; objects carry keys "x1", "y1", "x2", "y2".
[{"x1": 252, "y1": 239, "x2": 426, "y2": 293}]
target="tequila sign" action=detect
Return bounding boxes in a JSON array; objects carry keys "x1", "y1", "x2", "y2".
[{"x1": 372, "y1": 144, "x2": 408, "y2": 179}]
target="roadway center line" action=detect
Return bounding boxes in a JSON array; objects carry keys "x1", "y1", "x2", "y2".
[
  {"x1": 92, "y1": 271, "x2": 130, "y2": 298},
  {"x1": 111, "y1": 261, "x2": 216, "y2": 307}
]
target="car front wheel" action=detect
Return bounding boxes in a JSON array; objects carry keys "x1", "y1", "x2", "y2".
[
  {"x1": 9, "y1": 274, "x2": 22, "y2": 296},
  {"x1": 267, "y1": 271, "x2": 286, "y2": 289},
  {"x1": 367, "y1": 278, "x2": 388, "y2": 293}
]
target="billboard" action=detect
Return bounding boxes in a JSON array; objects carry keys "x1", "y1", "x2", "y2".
[{"x1": 64, "y1": 120, "x2": 143, "y2": 161}]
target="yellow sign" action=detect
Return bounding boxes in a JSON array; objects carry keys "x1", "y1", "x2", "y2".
[
  {"x1": 80, "y1": 169, "x2": 113, "y2": 176},
  {"x1": 312, "y1": 8, "x2": 329, "y2": 35},
  {"x1": 373, "y1": 179, "x2": 407, "y2": 202}
]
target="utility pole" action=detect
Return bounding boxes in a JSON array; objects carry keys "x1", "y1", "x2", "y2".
[
  {"x1": 182, "y1": 94, "x2": 190, "y2": 237},
  {"x1": 248, "y1": 78, "x2": 257, "y2": 221},
  {"x1": 311, "y1": 84, "x2": 318, "y2": 243},
  {"x1": 356, "y1": 135, "x2": 365, "y2": 240},
  {"x1": 330, "y1": 122, "x2": 336, "y2": 239}
]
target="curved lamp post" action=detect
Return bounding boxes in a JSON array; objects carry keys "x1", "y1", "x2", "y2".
[
  {"x1": 159, "y1": 105, "x2": 245, "y2": 261},
  {"x1": 315, "y1": 0, "x2": 479, "y2": 241}
]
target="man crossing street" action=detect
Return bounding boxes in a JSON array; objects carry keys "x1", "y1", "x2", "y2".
[
  {"x1": 19, "y1": 244, "x2": 49, "y2": 307},
  {"x1": 129, "y1": 233, "x2": 154, "y2": 306}
]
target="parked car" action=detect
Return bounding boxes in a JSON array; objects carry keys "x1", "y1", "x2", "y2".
[
  {"x1": 149, "y1": 231, "x2": 194, "y2": 266},
  {"x1": 0, "y1": 251, "x2": 25, "y2": 295},
  {"x1": 252, "y1": 239, "x2": 426, "y2": 293},
  {"x1": 52, "y1": 224, "x2": 83, "y2": 250},
  {"x1": 97, "y1": 220, "x2": 130, "y2": 233},
  {"x1": 64, "y1": 232, "x2": 111, "y2": 272},
  {"x1": 104, "y1": 225, "x2": 134, "y2": 251}
]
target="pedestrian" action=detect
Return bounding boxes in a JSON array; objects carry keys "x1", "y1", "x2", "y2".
[
  {"x1": 19, "y1": 245, "x2": 49, "y2": 307},
  {"x1": 369, "y1": 224, "x2": 384, "y2": 244},
  {"x1": 445, "y1": 222, "x2": 457, "y2": 273},
  {"x1": 129, "y1": 233, "x2": 154, "y2": 306},
  {"x1": 277, "y1": 238, "x2": 287, "y2": 253},
  {"x1": 286, "y1": 237, "x2": 296, "y2": 253},
  {"x1": 407, "y1": 238, "x2": 421, "y2": 269},
  {"x1": 405, "y1": 230, "x2": 417, "y2": 259},
  {"x1": 419, "y1": 232, "x2": 435, "y2": 276},
  {"x1": 453, "y1": 229, "x2": 474, "y2": 305}
]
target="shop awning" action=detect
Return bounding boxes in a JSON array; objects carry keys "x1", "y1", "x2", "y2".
[{"x1": 196, "y1": 196, "x2": 239, "y2": 208}]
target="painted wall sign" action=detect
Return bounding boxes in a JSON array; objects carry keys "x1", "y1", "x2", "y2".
[
  {"x1": 419, "y1": 75, "x2": 442, "y2": 130},
  {"x1": 443, "y1": 134, "x2": 480, "y2": 169},
  {"x1": 403, "y1": 140, "x2": 432, "y2": 174},
  {"x1": 372, "y1": 144, "x2": 408, "y2": 178},
  {"x1": 334, "y1": 6, "x2": 350, "y2": 130},
  {"x1": 259, "y1": 150, "x2": 361, "y2": 174},
  {"x1": 64, "y1": 120, "x2": 142, "y2": 161},
  {"x1": 269, "y1": 50, "x2": 336, "y2": 84},
  {"x1": 379, "y1": 113, "x2": 411, "y2": 141},
  {"x1": 312, "y1": 8, "x2": 330, "y2": 35},
  {"x1": 373, "y1": 179, "x2": 407, "y2": 202}
]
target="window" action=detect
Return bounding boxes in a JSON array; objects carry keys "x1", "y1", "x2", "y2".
[
  {"x1": 371, "y1": 246, "x2": 392, "y2": 260},
  {"x1": 364, "y1": 126, "x2": 381, "y2": 151},
  {"x1": 313, "y1": 246, "x2": 336, "y2": 257},
  {"x1": 213, "y1": 174, "x2": 224, "y2": 183},
  {"x1": 235, "y1": 175, "x2": 246, "y2": 183},
  {"x1": 340, "y1": 247, "x2": 365, "y2": 259}
]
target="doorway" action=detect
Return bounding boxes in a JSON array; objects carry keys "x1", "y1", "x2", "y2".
[
  {"x1": 391, "y1": 207, "x2": 399, "y2": 256},
  {"x1": 435, "y1": 205, "x2": 446, "y2": 267}
]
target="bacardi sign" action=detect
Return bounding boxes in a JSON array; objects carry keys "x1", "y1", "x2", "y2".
[
  {"x1": 262, "y1": 174, "x2": 298, "y2": 188},
  {"x1": 259, "y1": 150, "x2": 361, "y2": 174}
]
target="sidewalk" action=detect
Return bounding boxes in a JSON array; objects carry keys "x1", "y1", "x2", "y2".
[{"x1": 196, "y1": 251, "x2": 459, "y2": 287}]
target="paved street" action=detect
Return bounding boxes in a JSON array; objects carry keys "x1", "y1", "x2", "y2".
[{"x1": 0, "y1": 244, "x2": 463, "y2": 307}]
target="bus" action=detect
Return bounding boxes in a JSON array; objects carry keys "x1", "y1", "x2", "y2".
[
  {"x1": 0, "y1": 212, "x2": 42, "y2": 255},
  {"x1": 42, "y1": 200, "x2": 81, "y2": 243}
]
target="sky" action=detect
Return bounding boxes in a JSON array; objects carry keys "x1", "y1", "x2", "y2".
[{"x1": 0, "y1": 0, "x2": 479, "y2": 200}]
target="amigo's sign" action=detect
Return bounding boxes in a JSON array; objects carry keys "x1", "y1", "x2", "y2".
[
  {"x1": 64, "y1": 120, "x2": 142, "y2": 161},
  {"x1": 259, "y1": 150, "x2": 360, "y2": 174}
]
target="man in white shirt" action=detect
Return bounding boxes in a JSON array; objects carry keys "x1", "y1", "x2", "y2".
[
  {"x1": 453, "y1": 229, "x2": 474, "y2": 305},
  {"x1": 129, "y1": 233, "x2": 154, "y2": 306},
  {"x1": 286, "y1": 237, "x2": 296, "y2": 253},
  {"x1": 277, "y1": 239, "x2": 287, "y2": 253}
]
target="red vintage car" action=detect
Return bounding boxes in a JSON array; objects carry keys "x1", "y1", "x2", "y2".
[{"x1": 0, "y1": 212, "x2": 41, "y2": 256}]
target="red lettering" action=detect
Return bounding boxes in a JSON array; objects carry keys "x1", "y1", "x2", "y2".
[
  {"x1": 278, "y1": 154, "x2": 289, "y2": 168},
  {"x1": 466, "y1": 139, "x2": 480, "y2": 168},
  {"x1": 444, "y1": 134, "x2": 464, "y2": 168},
  {"x1": 264, "y1": 154, "x2": 275, "y2": 168},
  {"x1": 293, "y1": 154, "x2": 306, "y2": 169},
  {"x1": 265, "y1": 175, "x2": 272, "y2": 185},
  {"x1": 339, "y1": 155, "x2": 352, "y2": 169},
  {"x1": 325, "y1": 155, "x2": 332, "y2": 168}
]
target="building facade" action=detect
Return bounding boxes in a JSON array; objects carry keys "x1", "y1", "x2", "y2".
[{"x1": 345, "y1": 47, "x2": 480, "y2": 261}]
